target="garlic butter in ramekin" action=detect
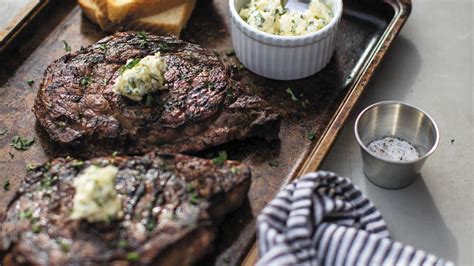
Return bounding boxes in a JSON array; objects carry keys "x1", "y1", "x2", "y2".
[
  {"x1": 239, "y1": 0, "x2": 333, "y2": 36},
  {"x1": 229, "y1": 0, "x2": 342, "y2": 80}
]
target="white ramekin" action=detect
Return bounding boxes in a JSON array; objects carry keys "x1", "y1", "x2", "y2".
[{"x1": 229, "y1": 0, "x2": 343, "y2": 80}]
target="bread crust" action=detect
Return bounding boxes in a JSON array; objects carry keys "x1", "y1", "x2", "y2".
[
  {"x1": 78, "y1": 0, "x2": 195, "y2": 35},
  {"x1": 106, "y1": 0, "x2": 187, "y2": 23}
]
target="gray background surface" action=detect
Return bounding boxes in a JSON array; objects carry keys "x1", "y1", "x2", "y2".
[
  {"x1": 321, "y1": 0, "x2": 473, "y2": 264},
  {"x1": 0, "y1": 0, "x2": 472, "y2": 264}
]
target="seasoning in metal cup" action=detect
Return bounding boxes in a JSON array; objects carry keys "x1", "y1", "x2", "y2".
[{"x1": 354, "y1": 101, "x2": 439, "y2": 189}]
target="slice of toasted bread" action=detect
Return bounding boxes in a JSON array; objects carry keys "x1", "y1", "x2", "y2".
[
  {"x1": 107, "y1": 0, "x2": 187, "y2": 23},
  {"x1": 78, "y1": 0, "x2": 195, "y2": 35},
  {"x1": 78, "y1": 0, "x2": 113, "y2": 30},
  {"x1": 129, "y1": 0, "x2": 196, "y2": 36}
]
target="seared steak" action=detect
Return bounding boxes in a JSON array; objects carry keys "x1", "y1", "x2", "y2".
[
  {"x1": 0, "y1": 152, "x2": 251, "y2": 265},
  {"x1": 33, "y1": 31, "x2": 280, "y2": 157}
]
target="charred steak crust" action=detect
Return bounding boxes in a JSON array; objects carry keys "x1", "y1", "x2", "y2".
[
  {"x1": 33, "y1": 31, "x2": 280, "y2": 156},
  {"x1": 0, "y1": 153, "x2": 251, "y2": 265}
]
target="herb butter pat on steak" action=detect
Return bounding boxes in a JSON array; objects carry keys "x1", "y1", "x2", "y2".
[
  {"x1": 113, "y1": 52, "x2": 167, "y2": 101},
  {"x1": 70, "y1": 165, "x2": 123, "y2": 222},
  {"x1": 0, "y1": 152, "x2": 251, "y2": 265},
  {"x1": 33, "y1": 31, "x2": 280, "y2": 156}
]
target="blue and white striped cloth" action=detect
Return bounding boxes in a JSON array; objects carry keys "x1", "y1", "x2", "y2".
[{"x1": 257, "y1": 171, "x2": 453, "y2": 265}]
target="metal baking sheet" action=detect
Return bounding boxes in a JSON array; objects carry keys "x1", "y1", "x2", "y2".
[{"x1": 0, "y1": 0, "x2": 411, "y2": 264}]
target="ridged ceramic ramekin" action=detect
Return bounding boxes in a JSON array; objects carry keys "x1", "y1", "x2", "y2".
[{"x1": 229, "y1": 0, "x2": 343, "y2": 80}]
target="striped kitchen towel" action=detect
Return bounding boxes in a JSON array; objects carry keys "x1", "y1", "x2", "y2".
[{"x1": 257, "y1": 171, "x2": 453, "y2": 265}]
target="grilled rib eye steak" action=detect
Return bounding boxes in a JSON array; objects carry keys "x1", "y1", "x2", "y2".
[
  {"x1": 0, "y1": 152, "x2": 250, "y2": 265},
  {"x1": 33, "y1": 31, "x2": 280, "y2": 157}
]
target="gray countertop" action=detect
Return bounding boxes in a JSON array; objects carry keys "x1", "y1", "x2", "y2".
[
  {"x1": 321, "y1": 0, "x2": 473, "y2": 264},
  {"x1": 0, "y1": 0, "x2": 472, "y2": 264}
]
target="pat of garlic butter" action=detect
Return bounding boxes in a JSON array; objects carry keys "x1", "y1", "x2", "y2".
[
  {"x1": 113, "y1": 52, "x2": 167, "y2": 101},
  {"x1": 71, "y1": 165, "x2": 123, "y2": 222},
  {"x1": 239, "y1": 0, "x2": 333, "y2": 36}
]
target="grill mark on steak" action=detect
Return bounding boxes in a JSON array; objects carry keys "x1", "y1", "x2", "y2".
[
  {"x1": 33, "y1": 32, "x2": 280, "y2": 157},
  {"x1": 0, "y1": 152, "x2": 251, "y2": 265}
]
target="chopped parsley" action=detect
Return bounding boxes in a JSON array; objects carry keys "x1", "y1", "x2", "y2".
[
  {"x1": 62, "y1": 40, "x2": 71, "y2": 52},
  {"x1": 56, "y1": 239, "x2": 71, "y2": 253},
  {"x1": 126, "y1": 252, "x2": 140, "y2": 261},
  {"x1": 20, "y1": 208, "x2": 42, "y2": 233},
  {"x1": 117, "y1": 239, "x2": 128, "y2": 249},
  {"x1": 11, "y1": 136, "x2": 35, "y2": 150},
  {"x1": 230, "y1": 166, "x2": 239, "y2": 174},
  {"x1": 212, "y1": 151, "x2": 227, "y2": 166},
  {"x1": 26, "y1": 163, "x2": 40, "y2": 171},
  {"x1": 138, "y1": 31, "x2": 149, "y2": 48},
  {"x1": 20, "y1": 209, "x2": 33, "y2": 219},
  {"x1": 80, "y1": 76, "x2": 92, "y2": 88},
  {"x1": 286, "y1": 88, "x2": 299, "y2": 102},
  {"x1": 185, "y1": 183, "x2": 200, "y2": 205},
  {"x1": 158, "y1": 43, "x2": 171, "y2": 52},
  {"x1": 255, "y1": 13, "x2": 265, "y2": 26},
  {"x1": 115, "y1": 239, "x2": 128, "y2": 249},
  {"x1": 119, "y1": 58, "x2": 141, "y2": 74},
  {"x1": 98, "y1": 43, "x2": 107, "y2": 51},
  {"x1": 269, "y1": 161, "x2": 279, "y2": 167},
  {"x1": 145, "y1": 219, "x2": 155, "y2": 232},
  {"x1": 189, "y1": 192, "x2": 200, "y2": 205},
  {"x1": 0, "y1": 128, "x2": 7, "y2": 135},
  {"x1": 27, "y1": 80, "x2": 34, "y2": 86},
  {"x1": 301, "y1": 99, "x2": 310, "y2": 108},
  {"x1": 138, "y1": 31, "x2": 147, "y2": 39},
  {"x1": 3, "y1": 179, "x2": 10, "y2": 191},
  {"x1": 185, "y1": 183, "x2": 195, "y2": 192},
  {"x1": 279, "y1": 8, "x2": 288, "y2": 15},
  {"x1": 307, "y1": 132, "x2": 316, "y2": 141},
  {"x1": 71, "y1": 160, "x2": 84, "y2": 168},
  {"x1": 237, "y1": 64, "x2": 246, "y2": 71},
  {"x1": 31, "y1": 223, "x2": 42, "y2": 234},
  {"x1": 40, "y1": 174, "x2": 58, "y2": 190},
  {"x1": 226, "y1": 49, "x2": 236, "y2": 56},
  {"x1": 145, "y1": 94, "x2": 154, "y2": 106}
]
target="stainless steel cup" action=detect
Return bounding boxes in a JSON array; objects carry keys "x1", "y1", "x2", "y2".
[{"x1": 354, "y1": 101, "x2": 439, "y2": 189}]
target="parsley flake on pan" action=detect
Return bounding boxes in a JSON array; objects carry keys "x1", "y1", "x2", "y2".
[
  {"x1": 212, "y1": 151, "x2": 227, "y2": 166},
  {"x1": 62, "y1": 40, "x2": 71, "y2": 52},
  {"x1": 26, "y1": 163, "x2": 41, "y2": 171},
  {"x1": 301, "y1": 99, "x2": 310, "y2": 108},
  {"x1": 3, "y1": 179, "x2": 10, "y2": 191},
  {"x1": 226, "y1": 49, "x2": 236, "y2": 56},
  {"x1": 126, "y1": 252, "x2": 140, "y2": 261},
  {"x1": 11, "y1": 136, "x2": 35, "y2": 150},
  {"x1": 269, "y1": 161, "x2": 280, "y2": 167},
  {"x1": 307, "y1": 132, "x2": 316, "y2": 141},
  {"x1": 80, "y1": 76, "x2": 93, "y2": 88},
  {"x1": 285, "y1": 88, "x2": 298, "y2": 101}
]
